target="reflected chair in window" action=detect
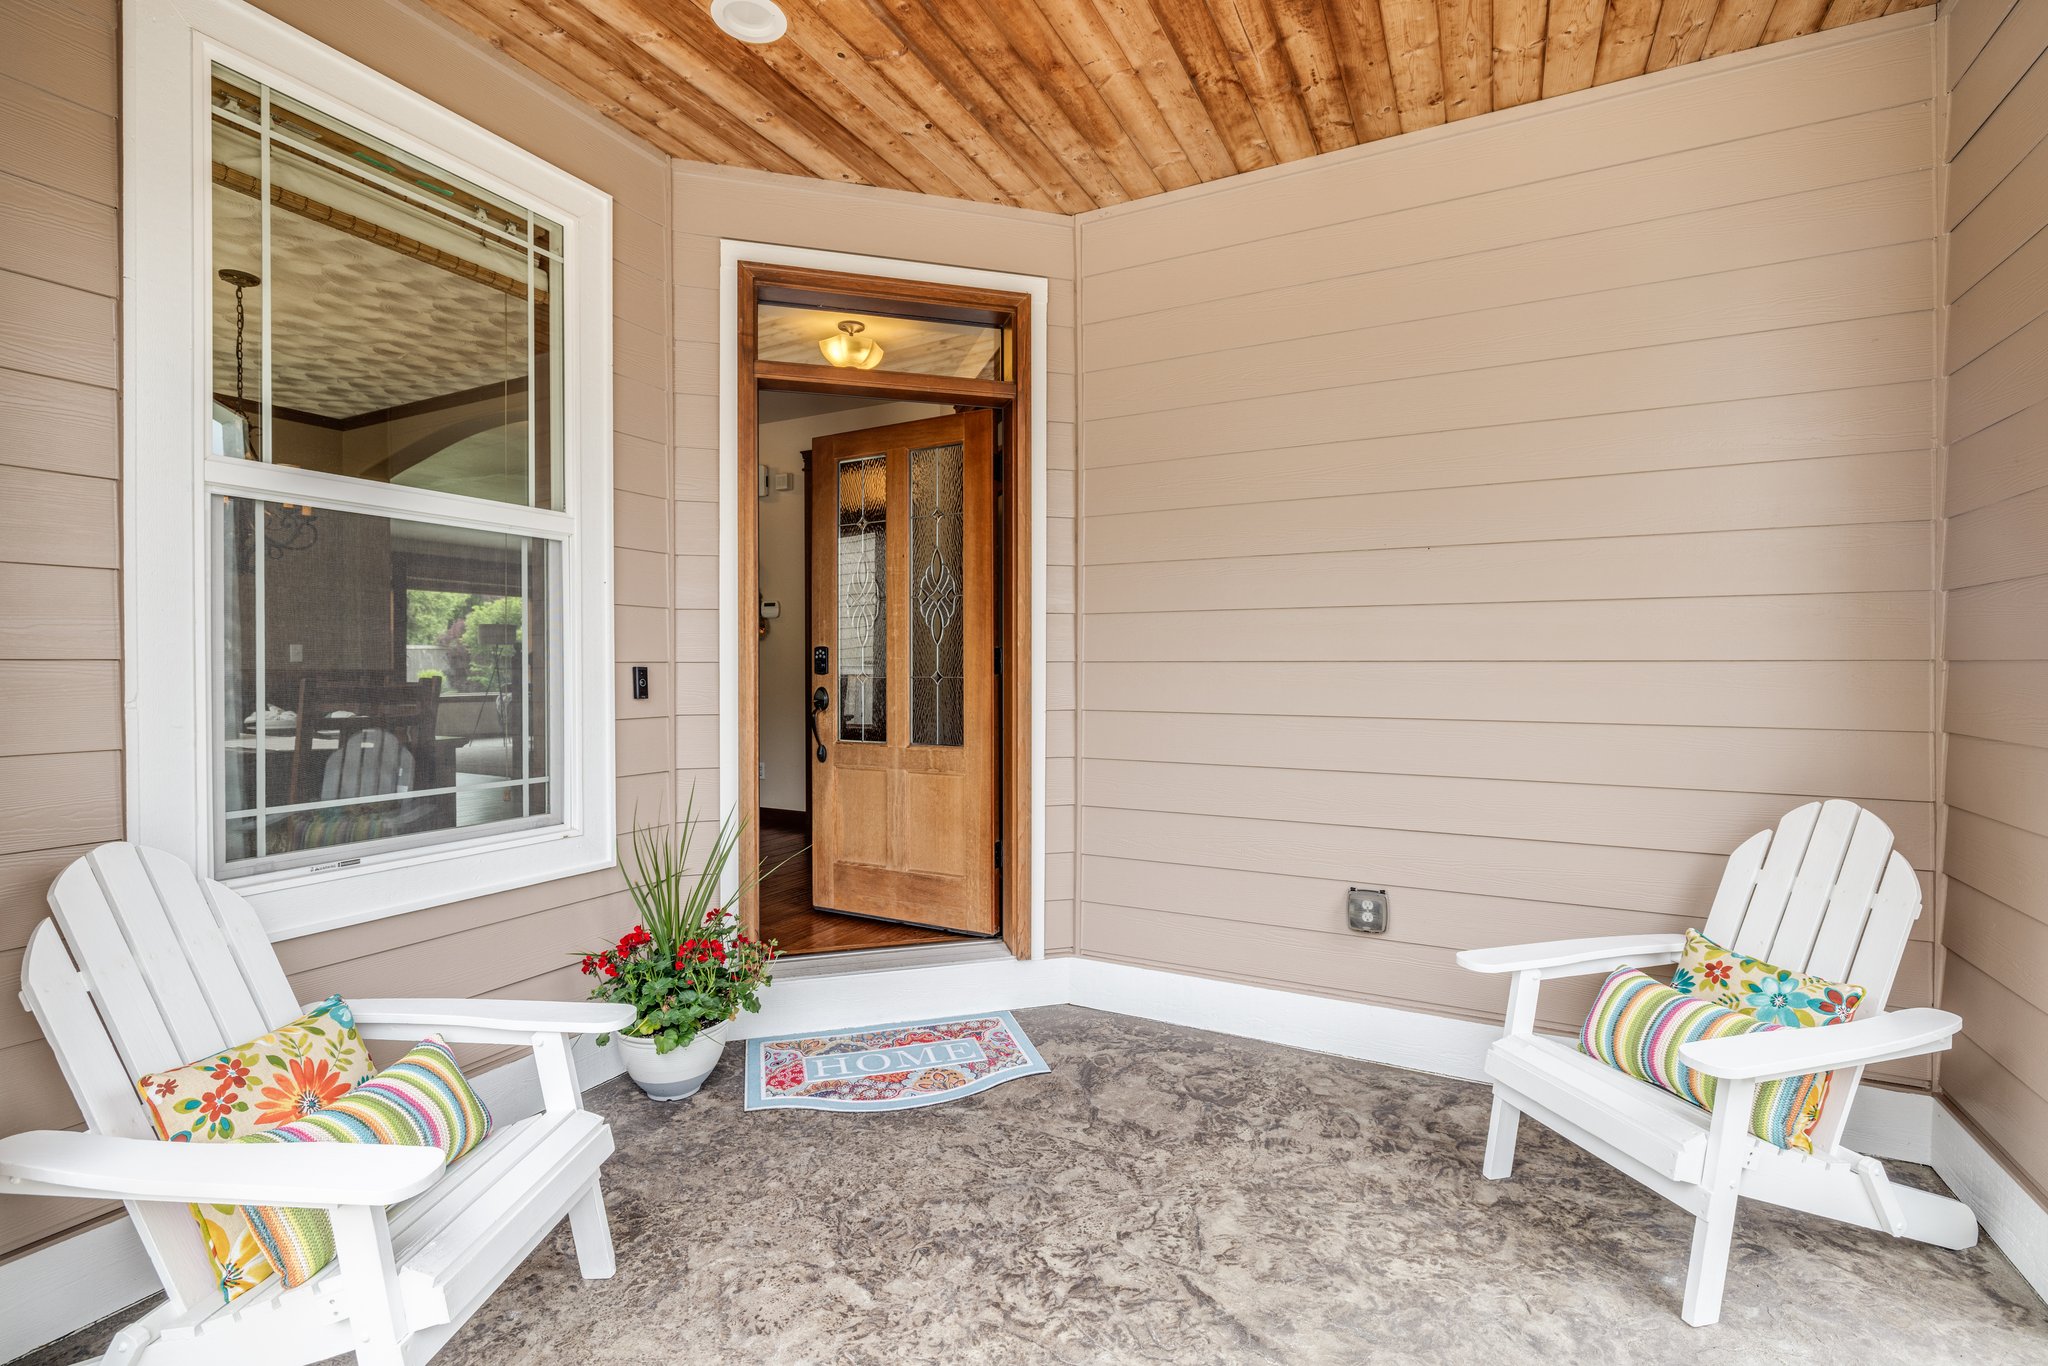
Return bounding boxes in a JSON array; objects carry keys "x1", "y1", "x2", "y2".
[{"x1": 286, "y1": 675, "x2": 445, "y2": 850}]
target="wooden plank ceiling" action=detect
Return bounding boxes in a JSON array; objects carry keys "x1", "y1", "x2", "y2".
[{"x1": 421, "y1": 0, "x2": 1933, "y2": 213}]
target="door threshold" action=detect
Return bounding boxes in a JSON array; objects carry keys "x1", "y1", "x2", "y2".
[{"x1": 770, "y1": 939, "x2": 1016, "y2": 980}]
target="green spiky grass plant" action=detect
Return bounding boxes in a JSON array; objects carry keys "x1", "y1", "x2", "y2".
[{"x1": 579, "y1": 788, "x2": 792, "y2": 1054}]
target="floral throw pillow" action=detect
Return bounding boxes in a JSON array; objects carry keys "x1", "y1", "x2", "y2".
[
  {"x1": 1674, "y1": 929, "x2": 1864, "y2": 1026},
  {"x1": 133, "y1": 995, "x2": 374, "y2": 1302},
  {"x1": 1667, "y1": 930, "x2": 1864, "y2": 1152}
]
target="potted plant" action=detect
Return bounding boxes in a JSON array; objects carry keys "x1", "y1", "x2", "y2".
[{"x1": 579, "y1": 795, "x2": 783, "y2": 1101}]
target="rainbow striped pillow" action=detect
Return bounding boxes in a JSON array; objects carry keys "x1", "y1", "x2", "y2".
[
  {"x1": 1579, "y1": 968, "x2": 1830, "y2": 1152},
  {"x1": 237, "y1": 1035, "x2": 492, "y2": 1285}
]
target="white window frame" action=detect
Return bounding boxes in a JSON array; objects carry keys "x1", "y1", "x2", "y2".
[{"x1": 123, "y1": 0, "x2": 616, "y2": 940}]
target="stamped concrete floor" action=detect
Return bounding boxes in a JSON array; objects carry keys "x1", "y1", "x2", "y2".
[{"x1": 20, "y1": 1005, "x2": 2048, "y2": 1366}]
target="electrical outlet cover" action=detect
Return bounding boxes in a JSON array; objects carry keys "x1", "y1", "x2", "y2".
[{"x1": 1347, "y1": 887, "x2": 1389, "y2": 934}]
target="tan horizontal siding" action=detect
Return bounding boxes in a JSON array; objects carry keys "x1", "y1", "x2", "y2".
[
  {"x1": 1937, "y1": 0, "x2": 2048, "y2": 1197},
  {"x1": 1074, "y1": 19, "x2": 1940, "y2": 1050},
  {"x1": 0, "y1": 2, "x2": 125, "y2": 1265}
]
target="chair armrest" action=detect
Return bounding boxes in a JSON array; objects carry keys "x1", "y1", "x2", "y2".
[
  {"x1": 1678, "y1": 1008, "x2": 1962, "y2": 1083},
  {"x1": 0, "y1": 1129, "x2": 444, "y2": 1206},
  {"x1": 1456, "y1": 933, "x2": 1685, "y2": 978},
  {"x1": 343, "y1": 998, "x2": 635, "y2": 1044}
]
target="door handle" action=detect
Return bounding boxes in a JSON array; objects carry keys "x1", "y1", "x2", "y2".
[{"x1": 807, "y1": 687, "x2": 829, "y2": 762}]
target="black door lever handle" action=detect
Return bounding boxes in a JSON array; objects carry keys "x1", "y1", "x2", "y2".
[{"x1": 807, "y1": 686, "x2": 829, "y2": 762}]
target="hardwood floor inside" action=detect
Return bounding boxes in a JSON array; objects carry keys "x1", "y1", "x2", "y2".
[{"x1": 756, "y1": 823, "x2": 963, "y2": 956}]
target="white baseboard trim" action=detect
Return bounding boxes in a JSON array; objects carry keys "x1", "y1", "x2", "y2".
[
  {"x1": 1067, "y1": 958, "x2": 1499, "y2": 1082},
  {"x1": 7, "y1": 957, "x2": 2043, "y2": 1359},
  {"x1": 1931, "y1": 1104, "x2": 2048, "y2": 1303}
]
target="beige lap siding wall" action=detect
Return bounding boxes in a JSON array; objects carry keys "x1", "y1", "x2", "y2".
[
  {"x1": 0, "y1": 0, "x2": 674, "y2": 1263},
  {"x1": 1937, "y1": 0, "x2": 2048, "y2": 1195},
  {"x1": 668, "y1": 163, "x2": 1080, "y2": 953},
  {"x1": 1071, "y1": 12, "x2": 1944, "y2": 1071},
  {"x1": 0, "y1": 0, "x2": 125, "y2": 1265}
]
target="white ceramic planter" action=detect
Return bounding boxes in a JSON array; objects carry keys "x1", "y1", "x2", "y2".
[{"x1": 614, "y1": 1022, "x2": 729, "y2": 1102}]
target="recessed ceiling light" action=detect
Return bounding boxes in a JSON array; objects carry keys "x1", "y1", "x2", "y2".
[{"x1": 711, "y1": 0, "x2": 787, "y2": 44}]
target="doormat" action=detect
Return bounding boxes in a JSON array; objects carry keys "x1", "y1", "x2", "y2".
[{"x1": 743, "y1": 1011, "x2": 1049, "y2": 1112}]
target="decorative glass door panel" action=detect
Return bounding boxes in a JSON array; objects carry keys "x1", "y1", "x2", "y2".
[
  {"x1": 834, "y1": 455, "x2": 887, "y2": 744},
  {"x1": 909, "y1": 442, "x2": 966, "y2": 748},
  {"x1": 809, "y1": 413, "x2": 998, "y2": 936}
]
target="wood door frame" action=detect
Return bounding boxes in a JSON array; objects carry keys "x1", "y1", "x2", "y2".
[{"x1": 734, "y1": 259, "x2": 1036, "y2": 962}]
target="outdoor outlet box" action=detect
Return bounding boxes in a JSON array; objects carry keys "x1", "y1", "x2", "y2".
[{"x1": 1347, "y1": 888, "x2": 1389, "y2": 935}]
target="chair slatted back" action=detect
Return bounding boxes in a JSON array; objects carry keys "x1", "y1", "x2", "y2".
[
  {"x1": 24, "y1": 843, "x2": 301, "y2": 1311},
  {"x1": 322, "y1": 726, "x2": 415, "y2": 801},
  {"x1": 291, "y1": 675, "x2": 440, "y2": 803},
  {"x1": 1698, "y1": 800, "x2": 1922, "y2": 1153}
]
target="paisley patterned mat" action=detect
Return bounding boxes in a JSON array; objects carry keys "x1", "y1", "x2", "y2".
[{"x1": 743, "y1": 1012, "x2": 1049, "y2": 1112}]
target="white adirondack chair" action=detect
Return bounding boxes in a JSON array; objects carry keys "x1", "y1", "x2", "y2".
[
  {"x1": 0, "y1": 843, "x2": 636, "y2": 1365},
  {"x1": 1457, "y1": 799, "x2": 1977, "y2": 1327}
]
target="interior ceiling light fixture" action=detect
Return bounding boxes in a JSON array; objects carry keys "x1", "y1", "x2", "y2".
[
  {"x1": 710, "y1": 0, "x2": 788, "y2": 44},
  {"x1": 820, "y1": 319, "x2": 884, "y2": 370}
]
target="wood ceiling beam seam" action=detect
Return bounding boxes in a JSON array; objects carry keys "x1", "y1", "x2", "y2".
[
  {"x1": 673, "y1": 0, "x2": 988, "y2": 202},
  {"x1": 1378, "y1": 0, "x2": 1450, "y2": 131},
  {"x1": 1489, "y1": 0, "x2": 1548, "y2": 109},
  {"x1": 863, "y1": 0, "x2": 1109, "y2": 209},
  {"x1": 1324, "y1": 0, "x2": 1405, "y2": 140},
  {"x1": 1271, "y1": 0, "x2": 1365, "y2": 153},
  {"x1": 980, "y1": 0, "x2": 1177, "y2": 197},
  {"x1": 1081, "y1": 0, "x2": 1245, "y2": 180},
  {"x1": 1541, "y1": 0, "x2": 1607, "y2": 96},
  {"x1": 430, "y1": 0, "x2": 744, "y2": 166},
  {"x1": 1703, "y1": 0, "x2": 1777, "y2": 60},
  {"x1": 579, "y1": 0, "x2": 920, "y2": 189},
  {"x1": 1763, "y1": 0, "x2": 1834, "y2": 44},
  {"x1": 802, "y1": 0, "x2": 1067, "y2": 212},
  {"x1": 1042, "y1": 0, "x2": 1211, "y2": 188},
  {"x1": 1151, "y1": 0, "x2": 1285, "y2": 171},
  {"x1": 1436, "y1": 0, "x2": 1494, "y2": 121},
  {"x1": 1207, "y1": 0, "x2": 1324, "y2": 160},
  {"x1": 1646, "y1": 0, "x2": 1724, "y2": 73},
  {"x1": 1590, "y1": 0, "x2": 1660, "y2": 88},
  {"x1": 516, "y1": 0, "x2": 814, "y2": 172}
]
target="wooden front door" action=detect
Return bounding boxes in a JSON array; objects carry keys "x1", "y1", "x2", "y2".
[{"x1": 807, "y1": 410, "x2": 999, "y2": 935}]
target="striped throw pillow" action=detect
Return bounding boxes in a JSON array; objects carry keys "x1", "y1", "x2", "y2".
[
  {"x1": 1579, "y1": 968, "x2": 1831, "y2": 1152},
  {"x1": 238, "y1": 1035, "x2": 492, "y2": 1286}
]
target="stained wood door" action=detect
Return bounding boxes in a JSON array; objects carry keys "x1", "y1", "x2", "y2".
[{"x1": 808, "y1": 410, "x2": 999, "y2": 935}]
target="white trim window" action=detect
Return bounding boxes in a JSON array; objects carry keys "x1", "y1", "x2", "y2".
[{"x1": 125, "y1": 0, "x2": 615, "y2": 939}]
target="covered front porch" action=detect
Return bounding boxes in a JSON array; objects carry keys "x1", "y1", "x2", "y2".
[{"x1": 19, "y1": 1006, "x2": 2048, "y2": 1365}]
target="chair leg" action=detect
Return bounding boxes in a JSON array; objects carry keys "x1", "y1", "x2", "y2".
[
  {"x1": 1683, "y1": 1074, "x2": 1753, "y2": 1327},
  {"x1": 333, "y1": 1204, "x2": 409, "y2": 1366},
  {"x1": 567, "y1": 1177, "x2": 616, "y2": 1280},
  {"x1": 1682, "y1": 1195, "x2": 1738, "y2": 1327},
  {"x1": 1482, "y1": 1093, "x2": 1520, "y2": 1179}
]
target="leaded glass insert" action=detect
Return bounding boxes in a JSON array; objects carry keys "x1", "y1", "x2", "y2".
[
  {"x1": 909, "y1": 442, "x2": 965, "y2": 747},
  {"x1": 836, "y1": 455, "x2": 887, "y2": 742}
]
